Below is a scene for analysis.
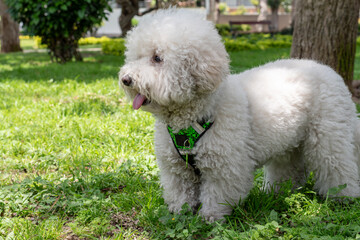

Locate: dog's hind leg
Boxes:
[304,118,360,198]
[264,147,306,192]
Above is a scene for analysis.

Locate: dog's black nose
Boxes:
[122,75,133,86]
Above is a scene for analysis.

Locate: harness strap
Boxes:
[167,120,214,176]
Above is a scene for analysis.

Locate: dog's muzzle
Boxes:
[120,75,151,110]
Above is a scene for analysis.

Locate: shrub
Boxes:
[34,36,112,49]
[218,2,229,14]
[34,36,46,49]
[224,38,258,52]
[216,24,251,37]
[6,0,112,63]
[223,34,293,52]
[78,36,111,45]
[101,39,126,56]
[99,35,291,56]
[19,35,32,40]
[231,5,247,15]
[131,18,139,27]
[216,24,231,37]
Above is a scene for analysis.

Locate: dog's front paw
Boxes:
[201,213,227,223]
[167,203,183,214]
[199,208,231,223]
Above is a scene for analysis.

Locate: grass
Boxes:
[1,46,360,239]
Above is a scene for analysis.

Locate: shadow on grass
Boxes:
[0,159,159,238]
[0,51,124,83]
[0,159,159,217]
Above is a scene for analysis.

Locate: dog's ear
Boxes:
[191,48,230,94]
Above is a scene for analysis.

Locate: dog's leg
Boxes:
[158,159,201,213]
[304,120,360,198]
[198,161,255,222]
[264,147,306,191]
[154,121,201,213]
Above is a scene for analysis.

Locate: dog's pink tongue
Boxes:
[133,93,147,110]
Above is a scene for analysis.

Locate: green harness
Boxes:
[167,120,214,176]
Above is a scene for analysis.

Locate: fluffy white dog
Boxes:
[119,9,360,221]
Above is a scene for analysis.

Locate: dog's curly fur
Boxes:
[119,8,360,221]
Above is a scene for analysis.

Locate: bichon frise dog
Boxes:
[119,8,360,221]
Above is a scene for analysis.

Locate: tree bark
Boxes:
[267,0,280,31]
[206,0,217,23]
[256,0,268,31]
[269,6,279,31]
[291,0,360,94]
[0,0,22,53]
[117,0,139,37]
[290,0,296,27]
[117,0,180,37]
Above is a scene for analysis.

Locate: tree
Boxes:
[116,0,178,37]
[117,0,139,37]
[267,0,282,31]
[0,0,21,53]
[206,0,218,23]
[6,0,111,63]
[290,0,360,94]
[290,0,296,27]
[256,0,268,32]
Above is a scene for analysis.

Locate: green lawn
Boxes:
[1,48,360,239]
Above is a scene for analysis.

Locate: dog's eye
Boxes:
[153,55,162,63]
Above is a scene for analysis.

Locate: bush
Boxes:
[223,34,292,52]
[224,39,258,52]
[131,18,139,27]
[216,24,231,37]
[216,24,251,37]
[19,35,32,40]
[7,0,112,63]
[34,36,46,49]
[101,39,126,56]
[78,36,111,45]
[218,2,229,14]
[99,35,292,56]
[33,36,112,49]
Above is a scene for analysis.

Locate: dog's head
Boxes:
[119,8,229,112]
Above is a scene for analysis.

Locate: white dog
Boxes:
[119,9,360,221]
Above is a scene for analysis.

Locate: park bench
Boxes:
[229,20,273,37]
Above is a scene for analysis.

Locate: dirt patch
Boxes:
[61,225,82,240]
[110,208,144,233]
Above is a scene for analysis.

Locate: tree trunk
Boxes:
[46,35,82,63]
[117,0,139,37]
[269,6,279,31]
[291,0,360,95]
[290,0,296,27]
[116,0,178,36]
[0,0,22,53]
[256,0,268,32]
[206,0,217,23]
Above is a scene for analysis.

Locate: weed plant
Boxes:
[1,48,360,239]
